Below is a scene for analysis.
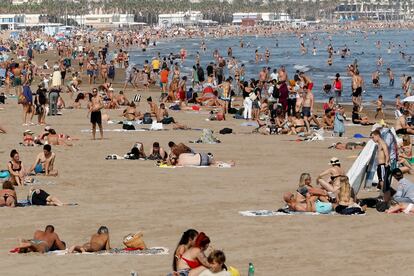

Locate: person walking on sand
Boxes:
[89,88,103,140]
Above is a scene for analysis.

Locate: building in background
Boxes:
[158,11,203,27]
[69,14,135,28]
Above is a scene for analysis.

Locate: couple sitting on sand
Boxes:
[283,158,365,215]
[169,230,235,276]
[7,146,57,186]
[13,225,110,254]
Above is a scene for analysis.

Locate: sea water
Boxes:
[130,29,414,103]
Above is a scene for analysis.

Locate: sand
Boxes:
[1,49,414,276]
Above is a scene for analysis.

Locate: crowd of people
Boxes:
[2,20,414,275]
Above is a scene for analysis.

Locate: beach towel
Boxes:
[44,247,169,256]
[157,163,232,169]
[24,178,56,186]
[240,122,259,127]
[81,129,147,133]
[14,199,78,207]
[190,128,221,144]
[239,209,365,216]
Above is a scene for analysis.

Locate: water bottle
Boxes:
[248,262,255,276]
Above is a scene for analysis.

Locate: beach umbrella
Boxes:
[402,96,414,102]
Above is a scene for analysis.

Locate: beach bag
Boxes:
[17,93,27,104]
[249,92,257,101]
[133,94,141,102]
[123,123,135,130]
[143,113,153,124]
[219,128,233,134]
[123,232,147,249]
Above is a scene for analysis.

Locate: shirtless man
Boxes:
[352,70,364,110]
[69,226,110,253]
[395,110,414,135]
[372,70,380,88]
[301,86,314,133]
[29,144,58,176]
[89,88,104,140]
[371,130,391,202]
[170,152,235,168]
[16,225,66,253]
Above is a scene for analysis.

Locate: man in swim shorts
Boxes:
[29,144,58,176]
[16,225,66,253]
[89,88,104,140]
[371,130,391,202]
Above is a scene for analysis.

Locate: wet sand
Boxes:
[1,47,414,276]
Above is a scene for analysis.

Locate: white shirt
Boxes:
[199,269,230,276]
[270,72,278,81]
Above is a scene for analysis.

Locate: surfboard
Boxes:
[347,140,377,195]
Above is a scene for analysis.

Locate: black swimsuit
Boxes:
[9,161,21,172]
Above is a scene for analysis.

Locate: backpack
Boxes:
[143,113,153,124]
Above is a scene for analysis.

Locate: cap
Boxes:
[44,125,51,131]
[24,129,34,135]
[330,157,340,165]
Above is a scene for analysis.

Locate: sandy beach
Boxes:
[1,35,414,276]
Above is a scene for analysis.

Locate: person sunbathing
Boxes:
[351,106,373,125]
[283,192,333,214]
[334,176,365,214]
[317,157,345,196]
[170,153,235,168]
[125,142,146,160]
[176,232,212,276]
[46,129,73,146]
[0,181,17,207]
[169,141,194,157]
[69,226,110,253]
[7,149,26,186]
[296,173,330,201]
[16,225,66,253]
[148,142,167,161]
[28,144,58,176]
[123,102,143,121]
[116,91,129,106]
[291,112,306,134]
[156,103,187,129]
[329,141,366,150]
[23,130,35,146]
[172,229,199,272]
[28,188,64,206]
[322,109,334,130]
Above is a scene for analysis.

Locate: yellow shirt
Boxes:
[152,59,160,70]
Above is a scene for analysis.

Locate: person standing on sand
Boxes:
[69,226,110,253]
[89,88,103,140]
[371,130,391,203]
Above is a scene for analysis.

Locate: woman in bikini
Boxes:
[0,181,17,207]
[317,157,345,198]
[176,232,211,276]
[172,229,199,273]
[7,149,26,186]
[122,102,143,121]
